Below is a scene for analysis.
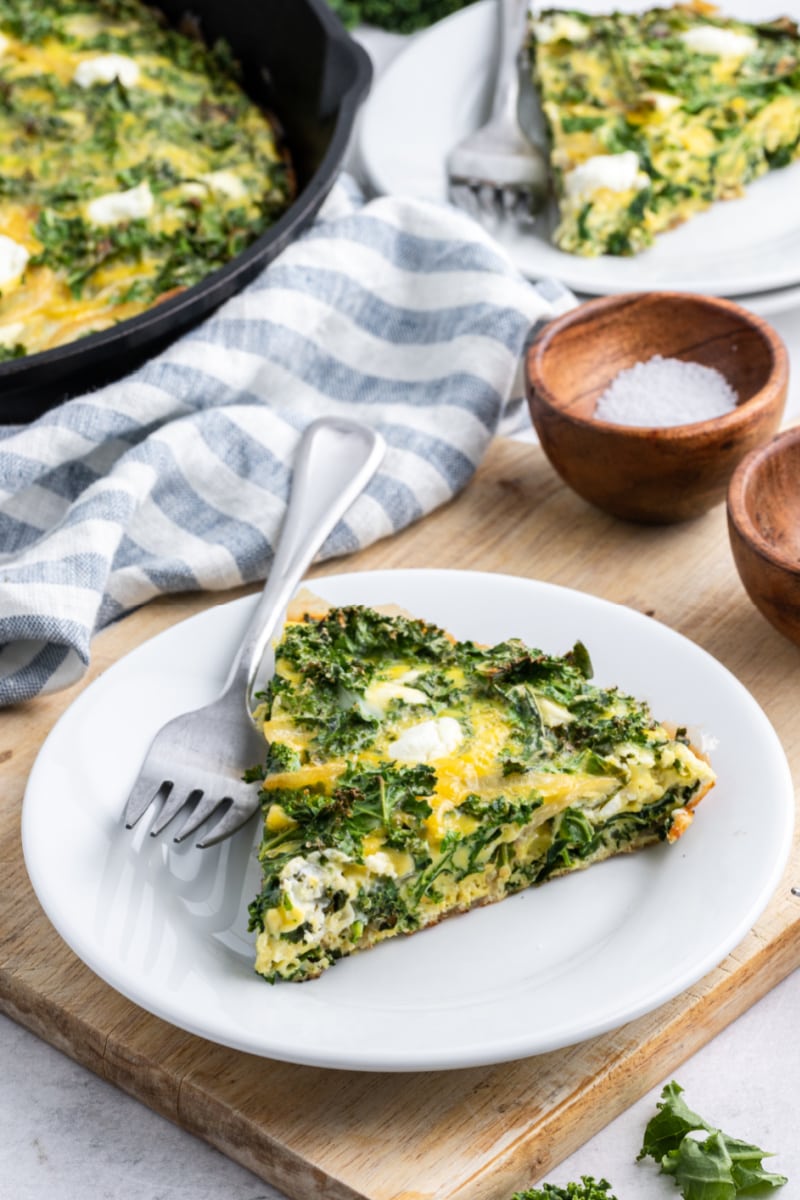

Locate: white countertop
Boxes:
[4,23,800,1200]
[3,973,798,1198]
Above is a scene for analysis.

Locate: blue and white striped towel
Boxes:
[0,181,573,706]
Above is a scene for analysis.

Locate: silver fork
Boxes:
[123,416,386,848]
[446,0,549,228]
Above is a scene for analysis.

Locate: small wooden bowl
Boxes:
[525,292,788,523]
[727,425,800,647]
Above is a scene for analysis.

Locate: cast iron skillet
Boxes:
[0,0,371,423]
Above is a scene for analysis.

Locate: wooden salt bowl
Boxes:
[525,292,788,523]
[728,424,800,647]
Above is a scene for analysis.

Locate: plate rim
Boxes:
[21,567,795,1070]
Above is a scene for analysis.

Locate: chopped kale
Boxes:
[356,877,418,932]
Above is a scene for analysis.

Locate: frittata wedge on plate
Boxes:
[247,594,715,983]
[528,3,800,255]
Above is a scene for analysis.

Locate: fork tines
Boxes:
[449,180,540,227]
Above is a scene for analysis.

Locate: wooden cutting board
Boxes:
[2,437,799,1200]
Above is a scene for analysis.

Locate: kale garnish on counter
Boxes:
[639,1081,788,1199]
[509,1081,788,1200]
[513,1179,617,1200]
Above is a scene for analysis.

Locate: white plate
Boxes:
[359,0,800,300]
[573,281,800,317]
[733,281,800,317]
[22,570,793,1071]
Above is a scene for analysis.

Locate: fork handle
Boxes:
[491,0,530,122]
[224,417,386,717]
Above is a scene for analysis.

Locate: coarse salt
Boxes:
[593,355,738,427]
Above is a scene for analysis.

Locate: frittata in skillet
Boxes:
[247,598,715,982]
[0,0,294,359]
[529,3,800,256]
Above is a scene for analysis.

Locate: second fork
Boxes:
[447,0,549,228]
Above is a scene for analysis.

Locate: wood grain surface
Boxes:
[2,437,799,1200]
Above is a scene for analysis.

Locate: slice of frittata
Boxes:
[529,3,800,256]
[247,598,715,982]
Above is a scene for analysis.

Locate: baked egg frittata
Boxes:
[0,0,294,359]
[529,3,800,256]
[248,600,715,982]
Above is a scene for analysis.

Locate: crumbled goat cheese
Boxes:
[87,181,154,226]
[363,851,399,878]
[531,12,590,44]
[645,91,682,115]
[0,235,29,288]
[73,53,141,88]
[279,851,356,947]
[181,170,248,201]
[0,320,25,345]
[564,152,649,203]
[387,717,464,763]
[680,25,757,58]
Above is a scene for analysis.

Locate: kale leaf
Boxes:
[356,876,417,932]
[639,1082,788,1199]
[264,742,302,776]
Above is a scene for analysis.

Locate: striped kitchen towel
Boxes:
[0,181,574,706]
